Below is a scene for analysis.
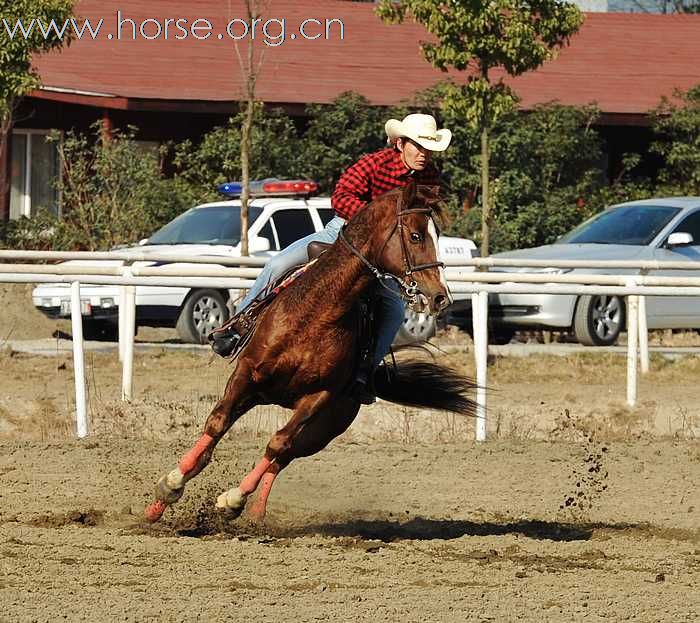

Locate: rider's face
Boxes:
[398,138,432,171]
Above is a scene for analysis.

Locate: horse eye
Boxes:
[410,232,423,243]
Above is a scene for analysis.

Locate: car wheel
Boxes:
[573,294,625,346]
[176,289,230,344]
[82,319,118,342]
[394,308,437,345]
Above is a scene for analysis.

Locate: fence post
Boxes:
[118,285,127,363]
[626,294,639,407]
[121,279,136,401]
[638,294,649,374]
[70,281,89,438]
[472,290,488,442]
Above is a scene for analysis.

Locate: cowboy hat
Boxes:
[385,113,452,152]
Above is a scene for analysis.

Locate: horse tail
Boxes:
[373,359,478,417]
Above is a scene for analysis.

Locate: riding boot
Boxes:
[208,327,241,357]
[208,310,255,358]
[352,365,377,405]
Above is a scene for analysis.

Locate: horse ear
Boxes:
[401,179,417,206]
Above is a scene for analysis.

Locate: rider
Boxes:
[211,113,452,401]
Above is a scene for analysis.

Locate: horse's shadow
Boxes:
[296,516,640,543]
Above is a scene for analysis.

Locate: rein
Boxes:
[338,193,444,304]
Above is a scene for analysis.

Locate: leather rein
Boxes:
[338,194,444,305]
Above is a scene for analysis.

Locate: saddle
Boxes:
[208,243,377,382]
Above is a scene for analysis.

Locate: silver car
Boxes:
[489,197,700,345]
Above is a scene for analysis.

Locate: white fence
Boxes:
[4,250,700,441]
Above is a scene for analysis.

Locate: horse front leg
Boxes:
[144,368,256,522]
[215,390,332,520]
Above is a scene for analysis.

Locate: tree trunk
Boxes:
[480,124,490,258]
[239,1,260,258]
[0,111,12,221]
[240,93,253,257]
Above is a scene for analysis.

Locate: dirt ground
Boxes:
[0,284,698,622]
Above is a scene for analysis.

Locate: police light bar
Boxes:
[217,178,319,198]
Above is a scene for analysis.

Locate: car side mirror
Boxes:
[250,236,271,253]
[667,232,694,247]
[138,238,149,246]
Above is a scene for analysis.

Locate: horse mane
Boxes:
[270,182,444,309]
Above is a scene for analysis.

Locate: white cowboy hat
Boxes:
[385,113,452,152]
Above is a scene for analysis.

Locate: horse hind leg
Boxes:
[215,390,331,520]
[144,369,256,523]
[215,457,284,520]
[244,396,361,523]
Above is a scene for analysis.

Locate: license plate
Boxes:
[60,300,92,316]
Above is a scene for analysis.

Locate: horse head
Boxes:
[375,180,452,315]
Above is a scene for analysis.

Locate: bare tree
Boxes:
[624,0,700,12]
[231,0,268,256]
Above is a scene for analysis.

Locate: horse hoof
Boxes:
[215,488,247,519]
[216,504,245,520]
[144,500,167,523]
[156,474,184,505]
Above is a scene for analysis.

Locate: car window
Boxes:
[148,206,262,245]
[317,208,335,227]
[271,209,315,249]
[671,211,700,244]
[256,219,277,250]
[558,205,681,246]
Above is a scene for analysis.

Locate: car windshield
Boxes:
[147,206,262,245]
[557,205,681,246]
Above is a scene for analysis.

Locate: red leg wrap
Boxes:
[178,434,214,476]
[249,464,280,521]
[144,499,167,523]
[239,457,272,495]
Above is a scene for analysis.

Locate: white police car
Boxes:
[32,179,477,343]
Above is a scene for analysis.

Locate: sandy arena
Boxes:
[0,285,698,622]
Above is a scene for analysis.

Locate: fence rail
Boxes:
[3,250,700,441]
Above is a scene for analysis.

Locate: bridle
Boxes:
[338,192,444,304]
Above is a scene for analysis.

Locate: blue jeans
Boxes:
[238,216,405,367]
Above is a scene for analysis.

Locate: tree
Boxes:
[172,107,301,200]
[619,1,700,13]
[376,0,583,256]
[651,84,700,194]
[0,0,74,216]
[233,0,269,256]
[2,123,189,251]
[301,92,394,193]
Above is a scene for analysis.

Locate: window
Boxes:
[148,206,263,245]
[672,211,700,245]
[558,205,681,246]
[317,208,335,226]
[270,209,315,249]
[256,219,277,250]
[10,131,59,219]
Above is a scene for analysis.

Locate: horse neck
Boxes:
[315,201,395,321]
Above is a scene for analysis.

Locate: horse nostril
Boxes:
[434,294,448,310]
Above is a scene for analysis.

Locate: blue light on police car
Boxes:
[217,182,243,197]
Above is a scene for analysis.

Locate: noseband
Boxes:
[338,193,444,304]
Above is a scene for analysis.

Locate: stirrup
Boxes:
[209,328,241,357]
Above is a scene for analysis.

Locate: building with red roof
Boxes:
[4,0,700,220]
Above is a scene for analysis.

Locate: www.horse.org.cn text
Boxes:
[2,12,346,47]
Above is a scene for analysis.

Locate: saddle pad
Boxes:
[270,258,319,296]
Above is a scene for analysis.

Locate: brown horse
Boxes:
[144,181,476,523]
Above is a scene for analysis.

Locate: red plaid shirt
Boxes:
[331,148,441,220]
